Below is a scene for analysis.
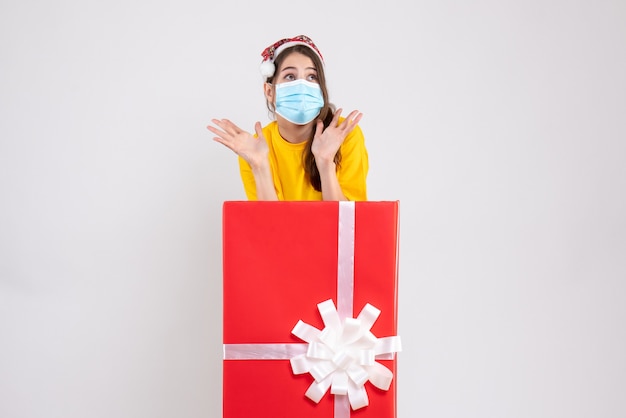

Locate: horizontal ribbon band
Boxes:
[223,343,307,360]
[223,343,396,361]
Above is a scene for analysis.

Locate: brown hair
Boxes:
[265,45,341,192]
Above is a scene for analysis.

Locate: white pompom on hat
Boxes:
[259,35,324,79]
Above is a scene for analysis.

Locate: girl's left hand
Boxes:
[311,108,362,167]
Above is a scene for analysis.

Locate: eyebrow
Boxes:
[280,66,317,73]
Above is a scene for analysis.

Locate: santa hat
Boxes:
[259,35,324,79]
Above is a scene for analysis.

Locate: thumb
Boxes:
[254,121,264,139]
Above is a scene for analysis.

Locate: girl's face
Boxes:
[275,52,318,84]
[264,52,319,106]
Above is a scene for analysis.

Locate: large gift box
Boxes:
[222,201,401,417]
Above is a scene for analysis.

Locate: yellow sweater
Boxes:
[238,120,368,201]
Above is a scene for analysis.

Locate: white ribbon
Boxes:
[223,201,401,416]
[290,299,402,411]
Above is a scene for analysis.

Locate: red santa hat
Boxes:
[259,35,324,79]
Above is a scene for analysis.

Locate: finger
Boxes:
[207,124,228,138]
[223,120,242,135]
[210,119,229,134]
[338,113,362,137]
[214,118,240,136]
[212,135,234,150]
[344,110,361,124]
[350,111,363,126]
[210,118,227,128]
[314,119,324,138]
[223,118,242,132]
[341,110,363,131]
[331,108,343,126]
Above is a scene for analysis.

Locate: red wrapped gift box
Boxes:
[222,201,400,418]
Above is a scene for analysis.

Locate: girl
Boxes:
[208,35,368,201]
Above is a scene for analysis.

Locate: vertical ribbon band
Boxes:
[335,201,357,418]
[337,201,355,319]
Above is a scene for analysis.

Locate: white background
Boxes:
[1,0,625,417]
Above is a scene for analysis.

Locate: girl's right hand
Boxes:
[207,119,268,169]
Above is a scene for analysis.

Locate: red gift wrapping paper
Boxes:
[222,201,400,418]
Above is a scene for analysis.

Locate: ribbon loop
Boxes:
[375,336,403,355]
[331,372,349,395]
[365,362,394,390]
[292,320,321,343]
[318,299,342,330]
[306,376,332,403]
[357,303,381,330]
[347,381,369,410]
[340,318,363,345]
[308,341,333,360]
[290,354,310,374]
[347,364,369,386]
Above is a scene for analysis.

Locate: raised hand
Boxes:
[311,109,363,166]
[207,119,268,169]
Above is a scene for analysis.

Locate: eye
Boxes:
[306,74,318,82]
[284,74,296,81]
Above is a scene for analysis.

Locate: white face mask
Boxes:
[274,79,324,125]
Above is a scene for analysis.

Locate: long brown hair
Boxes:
[265,45,341,192]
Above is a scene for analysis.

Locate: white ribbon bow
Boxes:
[289,299,402,410]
